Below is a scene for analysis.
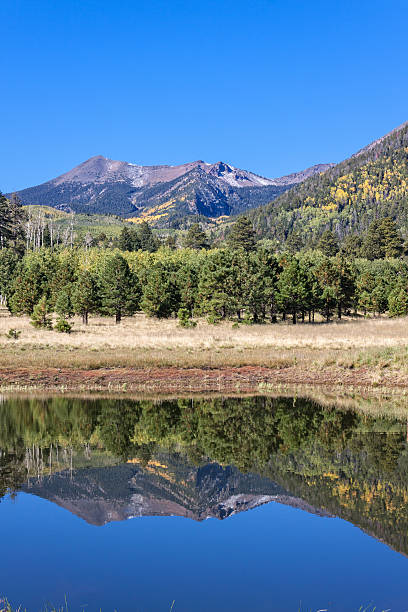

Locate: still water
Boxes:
[1,395,408,611]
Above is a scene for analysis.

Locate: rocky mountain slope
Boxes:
[11,157,333,227]
[22,452,328,526]
[249,120,408,246]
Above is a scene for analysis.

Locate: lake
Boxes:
[1,395,408,611]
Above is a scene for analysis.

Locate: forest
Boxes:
[1,188,408,331]
[1,395,408,554]
[249,121,408,248]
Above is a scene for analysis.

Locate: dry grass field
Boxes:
[0,309,408,374]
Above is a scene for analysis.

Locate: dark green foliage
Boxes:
[137,222,160,252]
[54,290,73,319]
[6,329,21,339]
[71,270,99,325]
[178,308,196,328]
[99,254,140,323]
[0,192,26,254]
[227,216,256,252]
[388,281,408,316]
[0,249,19,301]
[30,296,52,329]
[318,230,339,256]
[361,217,403,260]
[4,235,408,327]
[9,250,57,314]
[197,250,245,321]
[118,226,141,251]
[54,318,72,333]
[249,122,408,247]
[276,257,309,324]
[340,234,363,258]
[141,261,180,318]
[183,223,209,250]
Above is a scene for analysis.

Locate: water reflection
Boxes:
[1,395,408,553]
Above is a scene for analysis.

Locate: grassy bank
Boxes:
[1,311,408,392]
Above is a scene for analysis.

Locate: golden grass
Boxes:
[0,309,408,372]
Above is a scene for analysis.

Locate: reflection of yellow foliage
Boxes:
[323,472,339,480]
[127,458,167,469]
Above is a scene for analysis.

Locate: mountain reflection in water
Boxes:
[1,395,408,554]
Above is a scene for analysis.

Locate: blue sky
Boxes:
[1,0,408,192]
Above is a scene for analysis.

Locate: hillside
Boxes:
[10,157,332,227]
[249,121,408,247]
[24,204,129,241]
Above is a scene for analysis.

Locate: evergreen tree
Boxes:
[362,218,403,260]
[276,257,309,324]
[0,192,26,254]
[141,261,180,318]
[243,249,280,322]
[285,233,304,254]
[54,290,73,333]
[177,261,199,315]
[99,254,140,323]
[54,289,73,319]
[164,235,177,250]
[30,296,52,329]
[340,234,363,258]
[197,250,243,321]
[71,270,99,325]
[43,224,51,248]
[119,226,141,251]
[8,250,57,315]
[388,282,408,316]
[137,222,159,252]
[227,216,256,252]
[317,230,339,257]
[0,249,19,303]
[380,217,403,258]
[183,223,209,250]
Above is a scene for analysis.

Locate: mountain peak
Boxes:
[12,155,332,225]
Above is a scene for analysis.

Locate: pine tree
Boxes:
[317,230,339,257]
[362,218,403,260]
[380,217,403,258]
[55,290,73,319]
[71,270,99,325]
[30,296,52,329]
[137,222,159,252]
[99,254,140,323]
[141,261,180,318]
[276,257,309,324]
[361,220,384,260]
[183,223,209,250]
[119,226,141,251]
[388,282,408,316]
[340,234,363,258]
[227,217,256,252]
[0,192,26,254]
[197,250,245,321]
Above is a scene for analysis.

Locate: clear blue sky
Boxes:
[1,0,408,192]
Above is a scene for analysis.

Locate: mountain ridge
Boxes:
[9,157,333,226]
[248,119,408,246]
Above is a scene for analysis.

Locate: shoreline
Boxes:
[2,364,408,395]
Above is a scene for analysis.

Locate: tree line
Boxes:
[1,191,408,328]
[2,239,408,331]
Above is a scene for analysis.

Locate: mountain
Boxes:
[21,452,329,526]
[10,157,333,227]
[249,120,408,246]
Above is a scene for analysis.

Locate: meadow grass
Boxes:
[0,310,408,375]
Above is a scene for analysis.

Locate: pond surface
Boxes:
[1,395,408,611]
